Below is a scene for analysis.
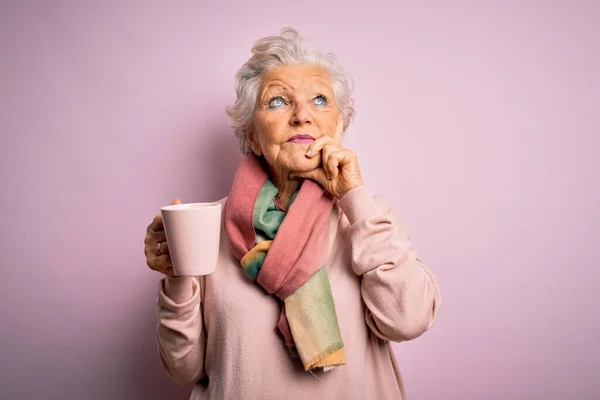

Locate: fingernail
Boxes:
[306,150,313,156]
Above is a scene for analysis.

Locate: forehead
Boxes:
[261,64,332,91]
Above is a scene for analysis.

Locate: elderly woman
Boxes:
[144,28,441,399]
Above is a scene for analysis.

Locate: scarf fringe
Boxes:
[306,343,345,371]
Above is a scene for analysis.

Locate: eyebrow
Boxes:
[262,82,291,95]
[259,76,334,105]
[263,82,331,95]
[259,86,290,106]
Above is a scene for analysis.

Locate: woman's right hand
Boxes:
[144,198,181,277]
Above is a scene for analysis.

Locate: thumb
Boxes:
[171,198,182,205]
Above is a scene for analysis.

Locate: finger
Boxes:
[144,228,166,246]
[144,239,167,260]
[326,152,341,180]
[162,266,176,278]
[322,144,341,179]
[289,167,328,186]
[146,253,172,272]
[158,240,170,256]
[306,135,335,158]
[331,149,357,179]
[156,255,173,274]
[335,149,356,169]
[149,198,180,232]
[149,213,163,232]
[144,241,159,258]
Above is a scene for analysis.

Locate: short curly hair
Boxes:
[225,27,355,154]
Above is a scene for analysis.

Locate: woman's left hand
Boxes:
[289,126,364,199]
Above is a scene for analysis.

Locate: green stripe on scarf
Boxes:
[226,153,345,372]
[239,178,345,370]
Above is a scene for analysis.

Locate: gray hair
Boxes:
[225,27,355,155]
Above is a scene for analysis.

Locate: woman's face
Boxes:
[249,63,342,175]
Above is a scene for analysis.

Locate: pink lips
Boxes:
[287,134,315,144]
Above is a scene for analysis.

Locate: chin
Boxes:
[289,152,320,172]
[266,148,321,173]
[269,151,319,173]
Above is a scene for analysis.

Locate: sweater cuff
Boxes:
[164,276,197,304]
[338,185,380,225]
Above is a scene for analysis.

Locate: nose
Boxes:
[289,102,313,126]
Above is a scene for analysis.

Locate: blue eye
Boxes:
[268,96,286,109]
[314,95,328,107]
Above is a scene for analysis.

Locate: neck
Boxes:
[264,161,301,211]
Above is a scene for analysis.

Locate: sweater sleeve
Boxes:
[338,186,441,342]
[156,275,207,386]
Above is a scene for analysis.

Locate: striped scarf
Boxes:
[224,153,346,372]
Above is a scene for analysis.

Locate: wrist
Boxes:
[338,185,379,224]
[164,276,197,303]
[339,181,364,199]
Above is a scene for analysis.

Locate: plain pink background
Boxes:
[1,1,599,399]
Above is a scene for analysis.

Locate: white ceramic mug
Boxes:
[161,202,222,276]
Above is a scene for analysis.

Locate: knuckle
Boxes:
[146,256,156,269]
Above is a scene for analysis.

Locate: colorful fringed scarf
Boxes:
[224,153,346,372]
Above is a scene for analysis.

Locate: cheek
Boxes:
[320,113,342,141]
[259,122,307,154]
[260,125,279,148]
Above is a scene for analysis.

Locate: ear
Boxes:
[246,126,262,156]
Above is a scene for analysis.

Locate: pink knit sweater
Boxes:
[156,186,441,399]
